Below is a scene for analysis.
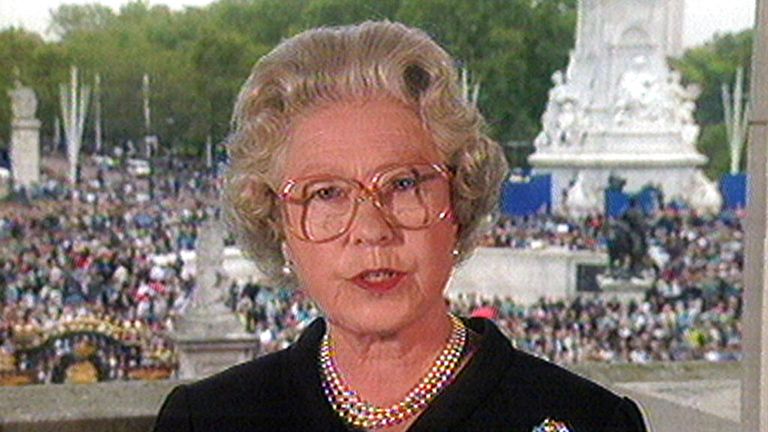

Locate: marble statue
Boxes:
[534,71,588,149]
[8,80,37,120]
[564,172,602,218]
[688,171,723,214]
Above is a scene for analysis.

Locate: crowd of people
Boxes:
[483,209,744,303]
[226,281,320,355]
[221,278,742,366]
[450,291,741,364]
[0,155,216,384]
[481,213,606,250]
[0,156,746,385]
[473,208,744,363]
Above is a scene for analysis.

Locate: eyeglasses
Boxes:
[277,163,453,243]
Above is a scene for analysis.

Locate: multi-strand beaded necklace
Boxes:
[319,315,467,430]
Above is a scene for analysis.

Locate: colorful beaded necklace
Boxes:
[319,315,467,430]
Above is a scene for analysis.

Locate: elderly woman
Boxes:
[153,21,647,432]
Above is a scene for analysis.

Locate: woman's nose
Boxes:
[348,199,395,246]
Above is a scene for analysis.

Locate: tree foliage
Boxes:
[672,30,753,126]
[0,0,750,175]
[47,3,116,39]
[672,29,753,177]
[0,0,577,155]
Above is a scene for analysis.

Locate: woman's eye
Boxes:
[392,177,418,191]
[310,186,345,201]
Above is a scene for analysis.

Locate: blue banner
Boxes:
[605,190,630,218]
[720,173,748,210]
[500,174,551,216]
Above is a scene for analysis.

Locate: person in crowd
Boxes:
[0,157,216,382]
[153,21,647,432]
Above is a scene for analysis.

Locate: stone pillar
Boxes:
[742,1,768,430]
[8,81,41,187]
[171,217,257,379]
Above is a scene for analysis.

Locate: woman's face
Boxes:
[280,96,458,336]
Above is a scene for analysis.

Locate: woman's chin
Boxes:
[328,308,421,337]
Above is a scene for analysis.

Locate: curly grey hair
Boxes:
[223,21,508,289]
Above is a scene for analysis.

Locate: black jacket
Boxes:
[153,317,648,431]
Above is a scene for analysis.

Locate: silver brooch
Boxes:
[532,418,572,432]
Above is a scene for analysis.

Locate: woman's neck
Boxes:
[326,303,454,406]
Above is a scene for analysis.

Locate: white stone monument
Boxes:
[529,0,721,214]
[8,80,41,187]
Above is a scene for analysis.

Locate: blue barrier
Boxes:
[720,173,747,210]
[605,190,630,218]
[500,174,551,216]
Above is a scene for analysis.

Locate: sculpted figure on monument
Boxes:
[534,71,587,149]
[8,80,37,120]
[534,72,563,148]
[614,57,663,125]
[664,71,702,147]
[556,101,587,146]
[687,171,723,214]
[666,70,702,127]
[615,61,704,129]
[550,70,566,99]
[681,123,700,148]
[565,172,601,218]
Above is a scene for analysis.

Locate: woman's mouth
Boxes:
[351,269,406,294]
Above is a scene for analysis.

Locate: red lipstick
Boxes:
[351,269,406,294]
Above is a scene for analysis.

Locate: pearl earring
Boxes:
[282,261,293,275]
[281,242,294,275]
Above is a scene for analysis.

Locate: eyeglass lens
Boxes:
[284,165,450,241]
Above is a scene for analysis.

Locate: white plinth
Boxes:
[10,118,41,187]
[171,305,258,380]
[447,247,607,304]
[172,333,258,380]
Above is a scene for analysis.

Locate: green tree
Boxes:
[52,2,206,152]
[26,43,69,147]
[696,123,744,179]
[672,30,753,126]
[398,0,532,143]
[191,30,269,144]
[47,3,116,39]
[302,0,400,27]
[1,0,580,159]
[396,0,576,145]
[210,0,308,46]
[672,30,753,178]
